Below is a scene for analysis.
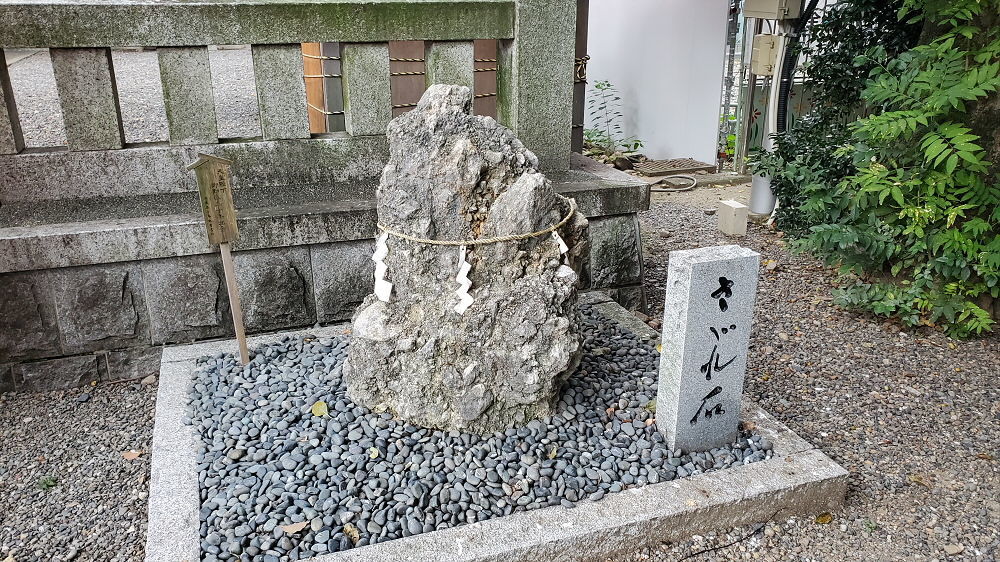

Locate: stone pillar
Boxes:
[497,0,575,171]
[0,49,24,154]
[656,245,760,452]
[50,48,125,151]
[424,41,475,90]
[341,42,391,136]
[251,44,311,140]
[158,46,218,145]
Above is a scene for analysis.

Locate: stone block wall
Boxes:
[0,171,647,394]
[585,214,646,311]
[0,219,644,393]
[0,241,375,393]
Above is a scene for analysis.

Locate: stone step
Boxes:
[1,170,648,274]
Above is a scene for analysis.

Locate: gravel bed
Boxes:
[0,380,157,561]
[187,306,771,560]
[631,197,1000,561]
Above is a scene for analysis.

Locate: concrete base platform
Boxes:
[145,298,847,562]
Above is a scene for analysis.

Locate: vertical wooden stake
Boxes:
[219,242,249,364]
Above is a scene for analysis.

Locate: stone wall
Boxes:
[0,201,644,393]
[0,241,374,393]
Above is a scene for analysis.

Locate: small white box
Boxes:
[750,34,778,76]
[744,0,802,20]
[718,200,749,236]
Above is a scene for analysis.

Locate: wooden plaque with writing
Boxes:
[187,154,239,245]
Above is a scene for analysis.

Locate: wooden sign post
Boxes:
[185,153,250,364]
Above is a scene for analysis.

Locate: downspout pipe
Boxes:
[749,0,820,216]
[776,0,820,134]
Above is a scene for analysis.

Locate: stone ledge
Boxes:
[0,200,378,274]
[146,301,847,562]
[0,1,516,49]
[2,175,646,274]
[0,136,388,203]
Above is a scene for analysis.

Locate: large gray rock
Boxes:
[344,85,588,434]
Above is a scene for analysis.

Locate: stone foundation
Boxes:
[1,158,647,393]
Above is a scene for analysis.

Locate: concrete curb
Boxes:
[145,303,847,562]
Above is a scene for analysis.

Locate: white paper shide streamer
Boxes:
[552,231,568,255]
[454,244,474,314]
[372,232,393,302]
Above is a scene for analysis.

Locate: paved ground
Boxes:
[628,185,1000,561]
[0,381,156,562]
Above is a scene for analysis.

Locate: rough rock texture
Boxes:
[344,84,588,434]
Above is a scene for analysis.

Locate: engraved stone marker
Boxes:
[656,245,760,452]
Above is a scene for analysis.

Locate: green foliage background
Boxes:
[752,0,1000,337]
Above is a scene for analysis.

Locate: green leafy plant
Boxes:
[584,80,644,158]
[795,0,1000,336]
[37,476,58,491]
[749,0,922,234]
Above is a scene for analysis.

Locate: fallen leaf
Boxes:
[280,521,309,534]
[976,453,994,461]
[343,523,360,544]
[815,512,833,524]
[547,446,558,460]
[369,447,380,459]
[908,473,932,488]
[655,343,662,353]
[311,401,329,417]
[763,258,779,271]
[122,450,143,460]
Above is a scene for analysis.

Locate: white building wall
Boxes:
[585,0,729,164]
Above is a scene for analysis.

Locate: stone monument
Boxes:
[344,84,589,434]
[656,245,760,452]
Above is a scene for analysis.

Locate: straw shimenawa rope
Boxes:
[376,198,577,247]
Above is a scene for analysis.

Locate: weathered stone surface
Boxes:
[587,214,642,289]
[656,245,760,452]
[606,285,647,313]
[312,240,375,323]
[0,1,515,49]
[158,46,218,145]
[49,48,125,151]
[251,44,311,141]
[425,40,474,89]
[0,49,24,155]
[341,42,391,137]
[0,271,61,361]
[104,346,163,382]
[0,363,13,393]
[0,199,379,274]
[52,263,149,354]
[15,354,102,391]
[234,247,315,332]
[142,256,230,344]
[0,135,388,203]
[497,0,575,170]
[344,85,588,434]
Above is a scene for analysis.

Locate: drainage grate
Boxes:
[633,158,716,176]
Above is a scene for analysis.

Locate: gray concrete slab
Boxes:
[146,299,847,562]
